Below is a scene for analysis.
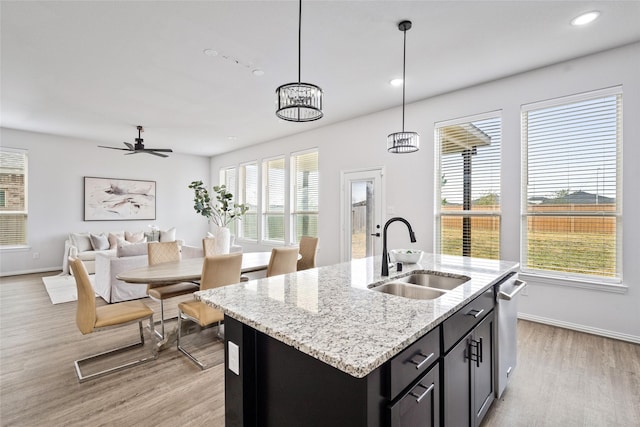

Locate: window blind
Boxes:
[521,87,622,281]
[239,162,258,240]
[435,114,501,259]
[263,158,285,242]
[220,167,238,235]
[0,149,28,246]
[291,150,318,242]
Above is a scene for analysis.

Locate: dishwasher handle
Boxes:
[498,279,527,301]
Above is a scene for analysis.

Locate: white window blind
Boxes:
[263,157,285,242]
[291,150,318,242]
[239,162,258,240]
[0,149,28,246]
[220,166,238,235]
[435,113,501,259]
[521,87,622,281]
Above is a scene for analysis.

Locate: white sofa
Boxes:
[62,228,180,275]
[94,243,203,303]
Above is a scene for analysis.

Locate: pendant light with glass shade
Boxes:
[387,20,419,153]
[276,0,323,122]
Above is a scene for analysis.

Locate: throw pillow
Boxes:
[108,231,125,249]
[89,233,110,251]
[159,227,176,242]
[144,231,160,242]
[70,233,93,253]
[117,241,149,258]
[125,231,145,243]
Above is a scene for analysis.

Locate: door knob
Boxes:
[370,233,380,237]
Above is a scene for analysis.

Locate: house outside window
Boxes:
[0,149,28,247]
[521,87,622,282]
[238,162,258,241]
[262,157,286,242]
[220,166,238,236]
[435,113,502,260]
[291,150,318,243]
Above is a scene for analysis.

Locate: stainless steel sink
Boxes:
[371,282,448,300]
[368,271,471,300]
[393,271,470,290]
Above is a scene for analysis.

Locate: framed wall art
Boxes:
[84,177,156,221]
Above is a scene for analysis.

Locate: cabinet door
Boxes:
[389,363,440,427]
[472,311,495,427]
[443,333,471,427]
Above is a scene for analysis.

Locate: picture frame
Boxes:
[84,176,156,221]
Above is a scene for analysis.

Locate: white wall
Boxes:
[210,43,640,341]
[0,128,211,275]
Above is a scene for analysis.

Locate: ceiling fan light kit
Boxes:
[275,0,324,122]
[98,125,173,158]
[387,20,419,154]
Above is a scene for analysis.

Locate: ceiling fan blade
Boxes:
[98,145,131,151]
[124,142,134,150]
[124,151,141,155]
[146,151,169,158]
[143,148,173,153]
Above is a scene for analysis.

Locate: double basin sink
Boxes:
[368,270,471,300]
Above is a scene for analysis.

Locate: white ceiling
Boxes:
[2,1,639,157]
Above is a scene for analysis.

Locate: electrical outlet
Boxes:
[32,252,40,259]
[228,341,240,375]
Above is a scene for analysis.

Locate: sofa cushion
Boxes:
[159,227,176,242]
[108,231,125,249]
[89,233,110,251]
[117,241,148,258]
[125,230,145,243]
[70,232,93,253]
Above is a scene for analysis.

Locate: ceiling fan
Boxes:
[99,125,173,157]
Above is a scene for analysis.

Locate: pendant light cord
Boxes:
[298,0,302,84]
[401,27,407,132]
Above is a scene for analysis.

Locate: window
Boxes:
[435,113,501,259]
[0,149,28,247]
[262,157,286,242]
[238,162,258,241]
[220,166,238,236]
[291,150,318,243]
[521,87,622,281]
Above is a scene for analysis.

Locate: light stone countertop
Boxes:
[196,253,519,378]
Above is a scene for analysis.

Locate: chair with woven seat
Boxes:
[297,236,319,271]
[177,252,243,369]
[147,241,200,340]
[69,257,157,383]
[266,246,299,277]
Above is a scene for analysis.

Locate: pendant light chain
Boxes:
[401,26,407,133]
[298,0,302,84]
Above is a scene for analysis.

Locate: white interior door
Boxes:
[340,168,384,262]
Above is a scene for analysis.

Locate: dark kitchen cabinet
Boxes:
[388,362,439,427]
[443,310,495,427]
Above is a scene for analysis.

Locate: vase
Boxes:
[213,226,231,254]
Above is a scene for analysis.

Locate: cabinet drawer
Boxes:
[388,362,440,427]
[387,326,440,400]
[443,288,495,353]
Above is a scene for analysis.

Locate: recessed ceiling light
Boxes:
[571,11,600,26]
[203,48,218,56]
[390,78,403,87]
[227,136,237,141]
[252,69,265,77]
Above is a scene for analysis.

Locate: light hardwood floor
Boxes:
[1,272,639,427]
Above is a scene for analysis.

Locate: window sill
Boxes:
[0,245,31,252]
[519,271,628,294]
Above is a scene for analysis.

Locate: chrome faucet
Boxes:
[381,217,417,276]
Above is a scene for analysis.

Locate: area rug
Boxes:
[42,274,95,304]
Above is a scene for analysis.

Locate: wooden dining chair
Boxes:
[147,241,199,340]
[177,253,242,369]
[266,247,299,277]
[69,257,157,382]
[297,236,319,271]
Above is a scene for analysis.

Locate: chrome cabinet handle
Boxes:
[466,308,484,318]
[410,382,435,403]
[409,351,434,370]
[499,279,527,300]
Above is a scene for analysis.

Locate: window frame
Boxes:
[290,148,319,244]
[520,86,623,285]
[237,161,259,242]
[0,148,28,248]
[261,155,287,244]
[219,166,238,237]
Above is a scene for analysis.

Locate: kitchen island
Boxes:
[196,253,519,427]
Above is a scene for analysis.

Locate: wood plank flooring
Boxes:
[1,272,639,427]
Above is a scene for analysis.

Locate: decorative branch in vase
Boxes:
[188,181,249,254]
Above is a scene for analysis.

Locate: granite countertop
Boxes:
[196,253,519,378]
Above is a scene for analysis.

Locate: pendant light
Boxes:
[387,20,419,153]
[276,0,323,122]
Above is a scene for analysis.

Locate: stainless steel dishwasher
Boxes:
[494,272,527,398]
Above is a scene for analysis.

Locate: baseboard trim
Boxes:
[0,266,62,277]
[518,313,640,344]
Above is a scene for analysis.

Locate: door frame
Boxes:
[339,166,386,262]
